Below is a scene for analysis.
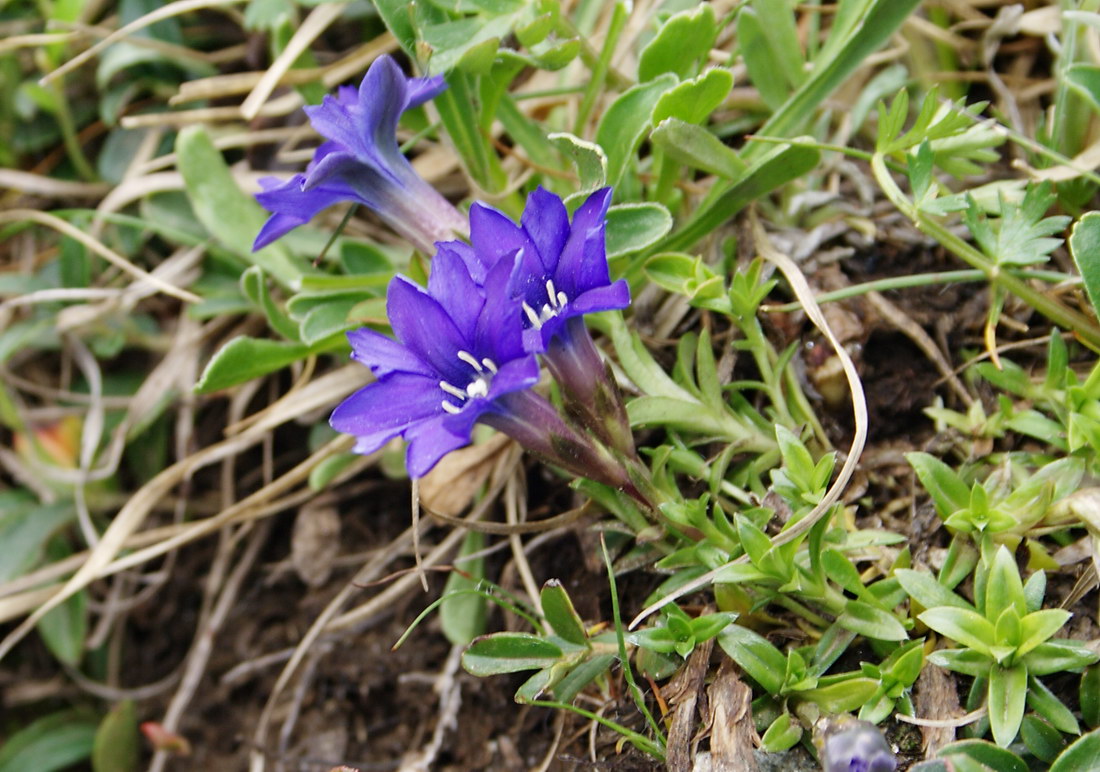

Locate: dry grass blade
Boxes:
[629,209,870,629]
[0,169,109,198]
[0,210,200,303]
[239,2,349,119]
[39,0,247,85]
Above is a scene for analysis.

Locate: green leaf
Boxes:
[1017,609,1072,658]
[1070,211,1100,318]
[928,648,992,678]
[462,633,564,676]
[738,8,790,110]
[1050,728,1100,772]
[652,68,734,125]
[837,599,908,642]
[988,662,1028,746]
[194,336,313,394]
[1024,640,1100,676]
[938,739,1028,772]
[1028,675,1080,735]
[0,711,97,772]
[0,494,74,584]
[919,608,995,656]
[983,545,1027,623]
[595,74,677,187]
[540,580,589,647]
[654,139,820,254]
[650,118,746,179]
[548,132,606,192]
[961,182,1071,267]
[821,549,865,597]
[760,712,802,752]
[906,452,970,518]
[1021,716,1066,763]
[552,652,616,704]
[755,0,923,146]
[176,126,303,289]
[717,624,786,695]
[91,701,138,772]
[1081,666,1100,728]
[36,540,86,667]
[441,532,487,646]
[240,267,300,342]
[797,676,880,712]
[605,203,672,258]
[637,4,717,82]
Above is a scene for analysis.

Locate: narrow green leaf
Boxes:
[1081,666,1100,728]
[595,74,677,187]
[540,580,589,647]
[1018,609,1072,657]
[738,8,790,110]
[176,126,302,289]
[717,624,786,695]
[988,663,1028,747]
[837,599,908,642]
[928,648,992,678]
[938,739,1028,772]
[462,633,564,676]
[441,532,487,646]
[760,712,802,752]
[1050,728,1100,772]
[919,608,995,656]
[1070,211,1100,318]
[984,545,1027,622]
[798,677,880,713]
[1025,640,1100,675]
[1021,716,1066,763]
[0,711,97,772]
[906,452,970,518]
[653,140,820,254]
[1028,675,1080,735]
[194,336,312,394]
[0,495,74,584]
[650,118,746,179]
[91,701,138,772]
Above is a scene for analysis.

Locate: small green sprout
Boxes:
[898,546,1099,746]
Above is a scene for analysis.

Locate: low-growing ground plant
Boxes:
[2,1,1100,771]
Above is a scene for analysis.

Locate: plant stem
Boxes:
[573,0,629,135]
[871,153,1100,349]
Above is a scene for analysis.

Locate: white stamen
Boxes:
[441,401,462,415]
[556,291,568,308]
[522,302,543,329]
[456,350,483,371]
[482,358,498,373]
[466,378,489,399]
[440,380,466,399]
[546,279,557,305]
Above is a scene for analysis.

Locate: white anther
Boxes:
[522,302,543,329]
[482,358,498,373]
[556,291,568,308]
[456,350,483,371]
[441,401,462,415]
[546,279,557,304]
[440,380,466,400]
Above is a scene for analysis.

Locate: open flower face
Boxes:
[330,251,539,477]
[253,55,467,253]
[459,187,631,352]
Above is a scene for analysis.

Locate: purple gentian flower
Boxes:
[818,718,897,772]
[463,187,629,352]
[451,187,635,454]
[330,249,637,488]
[253,55,468,254]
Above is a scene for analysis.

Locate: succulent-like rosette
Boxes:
[253,55,467,253]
